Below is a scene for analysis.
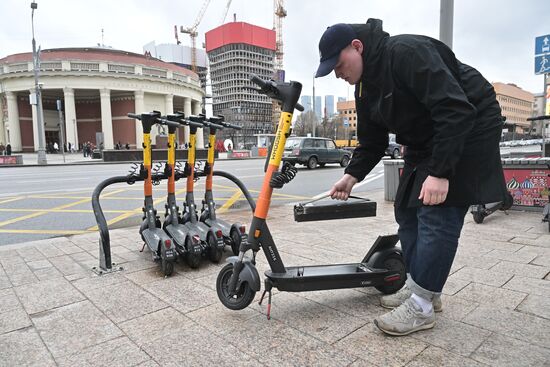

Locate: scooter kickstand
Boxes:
[139,243,146,252]
[258,280,273,320]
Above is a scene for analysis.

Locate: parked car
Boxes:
[385,134,402,159]
[282,137,351,169]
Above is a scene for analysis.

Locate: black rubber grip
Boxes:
[127,113,141,120]
[250,75,266,88]
[226,123,241,130]
[157,118,182,129]
[295,103,304,112]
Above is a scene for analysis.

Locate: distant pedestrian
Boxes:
[0,142,4,155]
[6,143,12,156]
[125,142,130,150]
[53,142,59,153]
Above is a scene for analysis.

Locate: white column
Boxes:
[192,99,204,148]
[6,92,21,152]
[164,94,174,115]
[134,90,145,149]
[100,89,114,149]
[30,89,40,151]
[0,95,5,146]
[183,97,192,145]
[63,88,78,150]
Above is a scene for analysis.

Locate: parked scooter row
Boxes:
[127,111,244,276]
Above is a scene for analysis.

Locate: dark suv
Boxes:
[385,134,402,159]
[282,137,351,169]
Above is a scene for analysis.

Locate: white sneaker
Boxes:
[380,286,442,312]
[374,297,435,336]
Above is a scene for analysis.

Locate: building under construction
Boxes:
[205,22,276,149]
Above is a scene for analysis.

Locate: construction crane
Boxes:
[272,0,287,127]
[220,0,233,24]
[273,0,286,78]
[180,0,211,73]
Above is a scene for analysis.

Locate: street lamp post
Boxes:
[439,0,454,49]
[31,1,47,165]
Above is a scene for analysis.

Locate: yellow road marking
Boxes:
[86,188,188,231]
[0,188,126,228]
[217,190,242,214]
[0,197,25,204]
[25,195,145,201]
[0,208,129,213]
[0,229,88,235]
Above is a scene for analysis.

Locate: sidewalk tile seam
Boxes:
[53,335,153,366]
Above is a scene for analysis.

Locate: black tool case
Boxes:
[293,196,377,222]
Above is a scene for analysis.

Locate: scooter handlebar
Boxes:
[155,117,183,129]
[249,75,304,112]
[224,122,242,130]
[180,119,204,128]
[127,113,141,120]
[180,114,205,128]
[208,116,241,130]
[201,120,224,130]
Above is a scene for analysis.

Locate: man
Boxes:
[316,19,507,336]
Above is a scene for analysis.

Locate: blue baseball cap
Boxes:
[315,23,357,78]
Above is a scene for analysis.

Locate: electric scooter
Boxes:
[200,115,247,255]
[216,76,406,319]
[471,191,514,224]
[180,114,225,266]
[161,113,204,268]
[127,111,178,276]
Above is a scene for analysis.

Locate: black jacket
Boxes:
[344,19,508,207]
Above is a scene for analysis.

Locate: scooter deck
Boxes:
[203,217,232,234]
[164,224,189,246]
[265,263,392,292]
[141,228,171,255]
[186,221,211,241]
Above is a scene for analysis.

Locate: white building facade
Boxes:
[0,48,205,152]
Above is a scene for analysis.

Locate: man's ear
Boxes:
[351,39,363,54]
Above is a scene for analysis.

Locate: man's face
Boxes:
[333,42,363,85]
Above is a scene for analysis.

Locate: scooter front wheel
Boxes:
[374,253,406,295]
[216,263,256,310]
[472,211,485,224]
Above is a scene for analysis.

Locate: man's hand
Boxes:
[419,175,449,205]
[329,174,358,201]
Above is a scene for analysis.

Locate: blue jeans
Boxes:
[395,205,469,300]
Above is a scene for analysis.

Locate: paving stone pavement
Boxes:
[1,189,549,366]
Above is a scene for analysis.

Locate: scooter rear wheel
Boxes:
[217,263,256,310]
[207,234,223,263]
[186,237,201,269]
[374,253,406,294]
[230,228,242,256]
[161,258,174,276]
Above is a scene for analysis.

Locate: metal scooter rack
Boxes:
[92,164,256,275]
[91,164,166,274]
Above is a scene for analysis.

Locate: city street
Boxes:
[0,159,385,246]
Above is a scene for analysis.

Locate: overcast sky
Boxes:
[1,0,549,103]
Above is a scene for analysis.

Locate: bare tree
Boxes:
[293,110,316,136]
